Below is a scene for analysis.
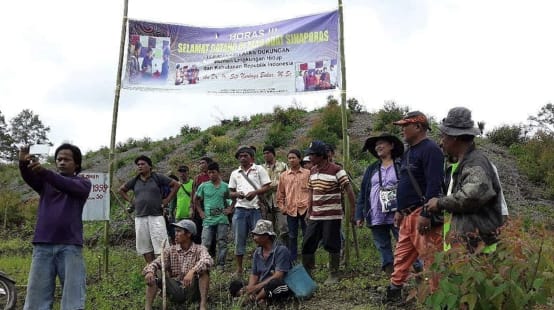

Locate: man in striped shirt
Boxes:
[301,140,356,284]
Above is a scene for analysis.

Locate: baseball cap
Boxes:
[171,219,197,236]
[393,111,430,130]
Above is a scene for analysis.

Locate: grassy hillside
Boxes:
[1,104,553,309]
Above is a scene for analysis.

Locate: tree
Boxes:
[347,97,363,113]
[9,109,51,148]
[528,103,554,133]
[372,101,409,135]
[0,111,14,160]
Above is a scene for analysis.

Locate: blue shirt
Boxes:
[396,138,444,213]
[251,243,292,282]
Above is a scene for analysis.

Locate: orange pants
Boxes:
[391,207,442,289]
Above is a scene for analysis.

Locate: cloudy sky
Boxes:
[1,0,553,153]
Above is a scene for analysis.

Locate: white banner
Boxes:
[81,172,110,221]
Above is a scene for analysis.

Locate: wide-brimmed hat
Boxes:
[251,220,276,236]
[363,133,404,159]
[171,219,197,236]
[393,111,431,130]
[439,107,481,136]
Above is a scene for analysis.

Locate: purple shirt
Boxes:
[20,162,91,246]
[369,164,397,226]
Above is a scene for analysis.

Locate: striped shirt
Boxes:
[308,162,350,220]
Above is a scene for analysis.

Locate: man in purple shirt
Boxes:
[19,143,92,310]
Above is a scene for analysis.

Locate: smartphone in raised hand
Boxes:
[29,144,51,156]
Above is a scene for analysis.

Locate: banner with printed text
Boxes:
[122,11,340,95]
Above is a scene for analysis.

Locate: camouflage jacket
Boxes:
[439,145,503,246]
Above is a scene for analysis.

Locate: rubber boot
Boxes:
[324,253,340,285]
[302,254,315,277]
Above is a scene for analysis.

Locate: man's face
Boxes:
[263,151,275,164]
[208,169,219,182]
[199,160,208,172]
[309,153,324,166]
[440,133,456,156]
[287,153,300,168]
[178,170,189,181]
[238,152,252,166]
[252,233,267,246]
[174,228,190,243]
[56,149,77,176]
[136,160,150,174]
[400,123,420,144]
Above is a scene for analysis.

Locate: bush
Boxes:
[138,137,153,150]
[511,131,554,197]
[487,124,524,147]
[180,124,201,136]
[416,219,554,309]
[347,98,363,113]
[265,123,293,148]
[372,101,408,135]
[0,190,25,229]
[207,135,235,154]
[210,125,227,137]
[308,100,344,143]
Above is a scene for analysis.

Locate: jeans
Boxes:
[232,207,261,256]
[287,214,306,261]
[201,224,229,267]
[24,244,86,310]
[370,224,399,270]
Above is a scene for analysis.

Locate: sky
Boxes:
[1,0,553,153]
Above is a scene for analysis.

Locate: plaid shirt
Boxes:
[143,243,213,279]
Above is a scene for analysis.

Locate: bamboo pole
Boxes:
[105,0,129,274]
[338,0,355,266]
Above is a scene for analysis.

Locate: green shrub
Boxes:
[0,190,24,229]
[372,101,408,135]
[180,124,201,136]
[210,125,227,137]
[511,131,554,197]
[417,219,554,309]
[347,98,363,113]
[207,135,235,154]
[487,124,524,147]
[265,123,293,148]
[308,101,344,144]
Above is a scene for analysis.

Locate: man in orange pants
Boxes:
[385,111,445,302]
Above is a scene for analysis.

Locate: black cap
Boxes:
[305,140,327,156]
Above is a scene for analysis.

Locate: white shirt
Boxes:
[228,164,271,209]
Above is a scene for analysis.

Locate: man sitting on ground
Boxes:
[143,220,213,310]
[229,220,292,305]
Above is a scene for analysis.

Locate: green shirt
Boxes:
[196,181,230,227]
[175,180,193,220]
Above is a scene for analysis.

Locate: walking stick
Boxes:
[351,220,360,260]
[160,238,168,310]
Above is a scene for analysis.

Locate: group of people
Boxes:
[296,65,337,92]
[18,106,506,309]
[128,42,171,84]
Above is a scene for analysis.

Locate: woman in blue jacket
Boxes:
[355,133,404,274]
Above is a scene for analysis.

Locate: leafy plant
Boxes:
[416,219,554,309]
[487,124,525,147]
[371,101,408,135]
